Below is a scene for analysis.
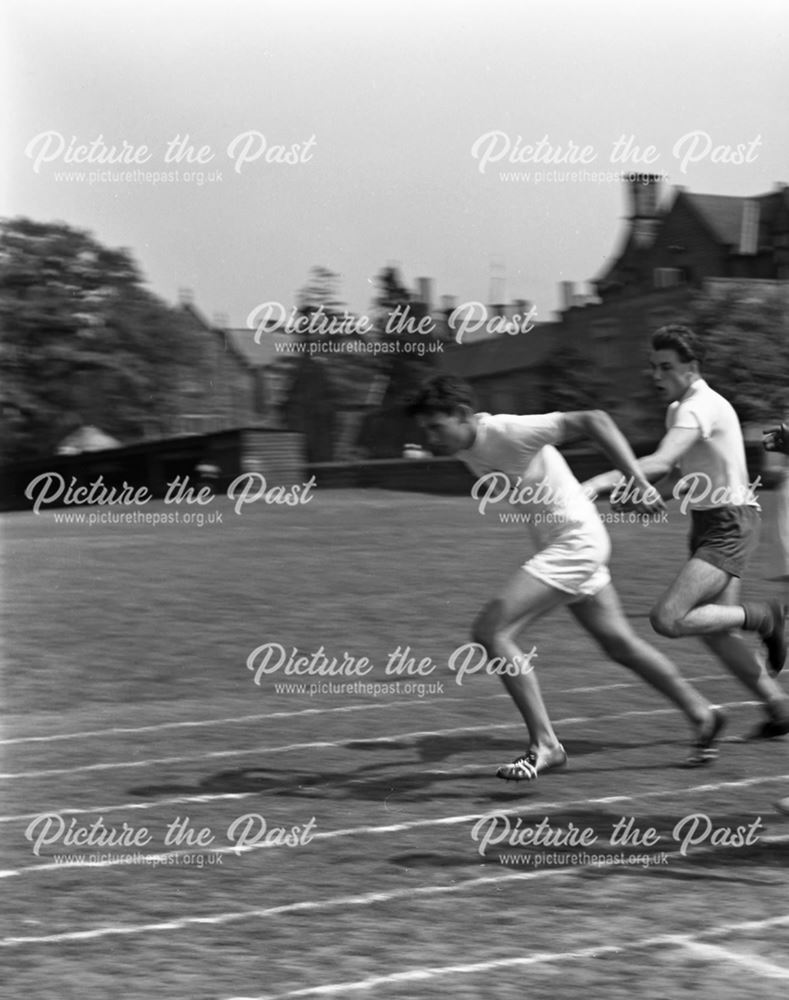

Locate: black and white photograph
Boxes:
[2,1,789,997]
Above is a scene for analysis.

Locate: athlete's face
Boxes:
[417,409,476,455]
[649,349,699,403]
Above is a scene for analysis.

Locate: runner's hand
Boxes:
[610,480,664,515]
[763,423,789,456]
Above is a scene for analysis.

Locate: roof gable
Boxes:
[682,192,750,246]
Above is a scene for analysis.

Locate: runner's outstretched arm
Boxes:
[562,410,663,509]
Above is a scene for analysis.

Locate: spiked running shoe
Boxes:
[685,707,727,767]
[496,744,568,782]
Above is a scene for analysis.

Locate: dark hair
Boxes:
[651,324,704,364]
[406,374,477,416]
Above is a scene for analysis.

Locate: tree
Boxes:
[536,343,608,413]
[354,266,444,458]
[373,265,441,403]
[296,265,346,318]
[281,266,385,460]
[0,217,197,462]
[690,282,789,423]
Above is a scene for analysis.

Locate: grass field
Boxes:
[2,488,789,999]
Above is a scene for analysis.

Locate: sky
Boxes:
[3,0,788,328]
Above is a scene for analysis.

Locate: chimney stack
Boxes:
[560,281,575,311]
[416,277,433,310]
[626,174,662,247]
[738,200,759,255]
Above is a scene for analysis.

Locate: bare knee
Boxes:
[472,602,502,651]
[650,604,684,638]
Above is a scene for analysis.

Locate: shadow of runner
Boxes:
[129,762,501,802]
[127,732,675,801]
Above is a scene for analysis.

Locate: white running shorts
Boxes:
[523,522,612,600]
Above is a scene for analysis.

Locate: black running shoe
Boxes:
[745,714,789,740]
[762,600,787,676]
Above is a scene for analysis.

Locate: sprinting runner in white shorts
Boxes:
[409,374,723,780]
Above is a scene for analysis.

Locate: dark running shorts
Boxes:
[688,505,761,578]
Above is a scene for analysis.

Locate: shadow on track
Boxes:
[128,732,673,804]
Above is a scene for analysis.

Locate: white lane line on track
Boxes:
[0,700,761,781]
[0,674,728,745]
[0,725,507,781]
[2,770,787,878]
[681,941,789,980]
[0,793,257,825]
[2,848,788,949]
[0,756,786,830]
[0,698,480,745]
[221,915,789,998]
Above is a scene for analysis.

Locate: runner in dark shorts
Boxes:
[586,326,789,746]
[689,505,761,578]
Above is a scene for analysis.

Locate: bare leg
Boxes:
[652,560,788,706]
[698,577,788,710]
[650,557,748,634]
[472,568,570,752]
[569,583,714,732]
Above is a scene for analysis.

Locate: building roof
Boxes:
[683,193,751,246]
[595,182,789,293]
[176,303,259,372]
[687,185,789,250]
[683,191,772,247]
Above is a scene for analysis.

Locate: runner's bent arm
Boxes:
[584,426,700,498]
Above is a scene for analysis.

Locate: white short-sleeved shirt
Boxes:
[456,412,602,544]
[666,379,758,510]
